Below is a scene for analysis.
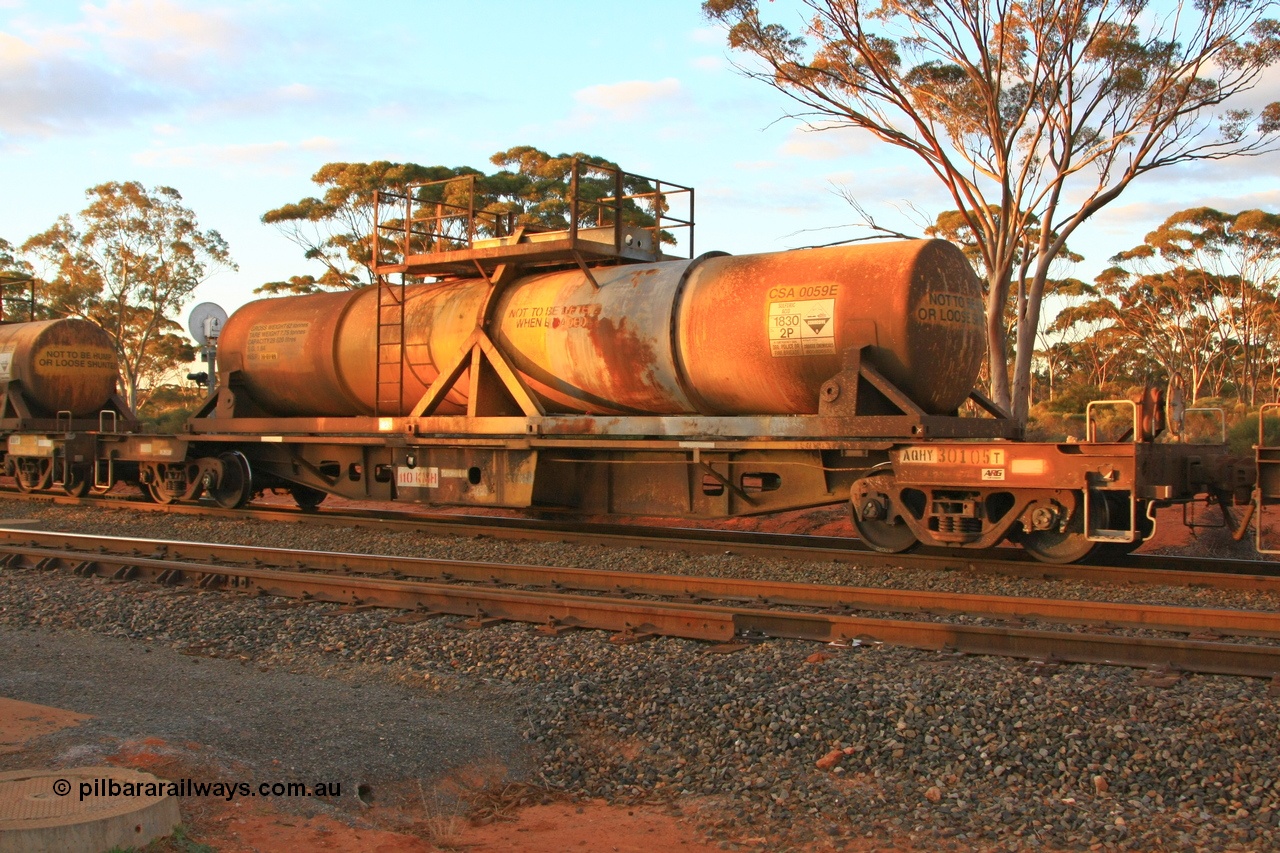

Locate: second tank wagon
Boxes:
[0,319,123,419]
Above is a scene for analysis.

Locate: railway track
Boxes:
[3,527,1279,679]
[1,489,1278,593]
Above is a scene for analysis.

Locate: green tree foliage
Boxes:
[1114,208,1280,403]
[704,0,1280,421]
[137,381,208,433]
[261,147,667,295]
[0,238,23,277]
[0,237,36,321]
[481,146,669,237]
[1047,208,1280,406]
[260,161,442,293]
[21,182,234,412]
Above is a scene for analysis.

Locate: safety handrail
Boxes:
[1085,400,1138,443]
[1259,403,1280,447]
[372,158,694,271]
[1182,408,1226,445]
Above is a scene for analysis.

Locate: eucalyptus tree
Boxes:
[22,182,233,412]
[704,0,1280,419]
[1112,208,1280,403]
[1087,265,1228,401]
[1044,297,1132,391]
[0,237,35,320]
[0,238,18,271]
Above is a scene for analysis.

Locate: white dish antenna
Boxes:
[188,303,228,346]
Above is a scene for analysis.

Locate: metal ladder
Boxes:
[374,276,406,417]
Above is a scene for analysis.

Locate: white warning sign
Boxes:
[768,298,836,357]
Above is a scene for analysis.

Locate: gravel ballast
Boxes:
[1,500,1278,851]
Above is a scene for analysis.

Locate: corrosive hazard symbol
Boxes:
[768,298,836,357]
[806,314,830,335]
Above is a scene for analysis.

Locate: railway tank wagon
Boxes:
[211,239,983,419]
[162,161,1244,563]
[187,236,1005,513]
[0,318,137,494]
[0,163,1261,565]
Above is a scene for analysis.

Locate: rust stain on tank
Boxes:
[585,316,666,411]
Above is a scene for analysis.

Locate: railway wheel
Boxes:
[1018,493,1097,564]
[147,482,180,504]
[14,458,52,493]
[852,513,919,553]
[1019,527,1096,564]
[851,478,918,554]
[289,484,327,511]
[62,464,91,498]
[208,452,253,509]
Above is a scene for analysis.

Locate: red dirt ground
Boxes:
[0,694,745,852]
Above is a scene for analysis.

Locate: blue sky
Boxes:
[3,0,1280,324]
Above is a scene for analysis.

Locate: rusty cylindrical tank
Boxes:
[215,239,985,418]
[213,284,482,417]
[0,319,120,417]
[675,240,984,414]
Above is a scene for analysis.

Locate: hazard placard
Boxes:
[768,298,836,357]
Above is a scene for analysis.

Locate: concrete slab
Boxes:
[0,766,179,853]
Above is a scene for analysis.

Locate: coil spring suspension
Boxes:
[936,516,982,534]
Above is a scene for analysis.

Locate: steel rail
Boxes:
[2,489,1279,591]
[2,530,1279,678]
[2,528,1279,639]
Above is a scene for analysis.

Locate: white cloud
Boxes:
[275,83,319,103]
[191,83,327,121]
[690,55,728,72]
[1097,187,1280,232]
[572,78,689,122]
[0,33,167,139]
[688,26,725,45]
[82,0,242,75]
[0,30,35,63]
[0,1,250,142]
[134,137,341,173]
[778,124,880,160]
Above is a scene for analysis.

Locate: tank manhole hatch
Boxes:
[0,766,180,853]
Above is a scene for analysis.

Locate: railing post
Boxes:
[372,190,381,272]
[467,174,476,246]
[614,166,624,254]
[402,192,411,261]
[569,159,579,244]
[689,187,695,258]
[652,179,663,256]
